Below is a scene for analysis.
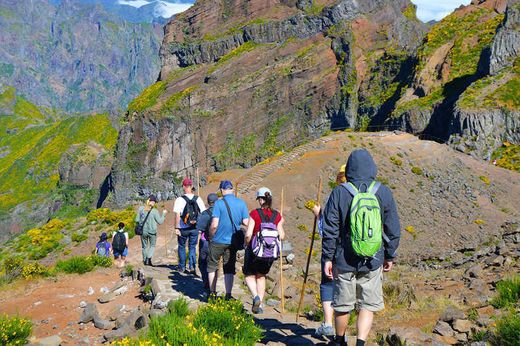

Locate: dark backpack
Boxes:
[199,208,213,239]
[112,232,126,253]
[181,195,200,226]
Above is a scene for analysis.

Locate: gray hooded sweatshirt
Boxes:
[321,149,401,273]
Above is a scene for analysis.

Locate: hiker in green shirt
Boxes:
[135,194,167,266]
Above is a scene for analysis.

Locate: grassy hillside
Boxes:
[0,87,118,232]
[393,6,505,118]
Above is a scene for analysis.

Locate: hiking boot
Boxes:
[147,258,153,267]
[330,335,347,346]
[188,269,197,276]
[315,322,334,337]
[252,295,261,314]
[224,293,235,301]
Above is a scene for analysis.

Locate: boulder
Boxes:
[98,291,117,303]
[433,320,454,337]
[452,319,473,333]
[93,317,114,330]
[286,253,295,265]
[440,306,465,322]
[30,335,62,346]
[108,305,126,321]
[103,325,133,343]
[79,303,100,323]
[386,326,433,346]
[465,264,483,279]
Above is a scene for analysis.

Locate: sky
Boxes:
[411,0,472,22]
[118,0,472,22]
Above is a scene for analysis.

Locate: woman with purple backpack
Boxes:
[244,187,285,314]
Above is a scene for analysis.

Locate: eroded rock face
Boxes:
[113,0,426,204]
[490,1,520,75]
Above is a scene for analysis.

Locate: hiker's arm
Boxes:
[322,188,341,263]
[277,216,285,240]
[245,217,255,245]
[154,209,165,225]
[210,217,219,237]
[381,186,401,263]
[175,212,181,235]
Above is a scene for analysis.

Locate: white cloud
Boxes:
[155,1,192,18]
[411,0,472,22]
[118,0,151,8]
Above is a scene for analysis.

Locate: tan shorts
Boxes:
[332,267,384,313]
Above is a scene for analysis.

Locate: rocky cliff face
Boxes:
[0,0,162,113]
[390,0,519,159]
[112,0,426,204]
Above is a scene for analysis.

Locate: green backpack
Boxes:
[341,181,383,257]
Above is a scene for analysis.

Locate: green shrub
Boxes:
[56,256,94,274]
[491,275,520,309]
[411,166,423,176]
[390,156,403,167]
[90,256,113,268]
[168,297,190,318]
[479,175,491,185]
[494,310,520,346]
[0,314,32,345]
[71,232,88,243]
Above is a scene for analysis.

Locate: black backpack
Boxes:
[112,232,126,252]
[181,195,200,226]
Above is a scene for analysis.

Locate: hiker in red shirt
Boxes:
[244,187,285,314]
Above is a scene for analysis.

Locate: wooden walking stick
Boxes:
[296,176,322,322]
[279,187,285,313]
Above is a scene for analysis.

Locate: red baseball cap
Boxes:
[182,178,193,187]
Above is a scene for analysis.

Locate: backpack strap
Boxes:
[257,208,278,223]
[369,181,381,195]
[222,198,238,232]
[181,195,190,204]
[341,182,358,196]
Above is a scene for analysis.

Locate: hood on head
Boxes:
[345,148,377,182]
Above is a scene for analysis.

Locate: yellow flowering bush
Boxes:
[87,207,137,237]
[0,314,32,345]
[304,200,317,210]
[113,298,263,345]
[15,219,66,260]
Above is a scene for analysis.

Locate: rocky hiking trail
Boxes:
[1,131,519,345]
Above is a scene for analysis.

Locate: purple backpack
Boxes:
[251,209,281,261]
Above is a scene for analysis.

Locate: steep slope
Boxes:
[0,87,117,241]
[0,0,162,113]
[112,0,427,204]
[391,0,519,159]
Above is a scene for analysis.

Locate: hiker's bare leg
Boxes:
[356,309,374,341]
[224,274,234,295]
[323,301,334,326]
[256,274,266,301]
[208,271,217,292]
[121,256,126,268]
[245,275,257,297]
[335,311,349,338]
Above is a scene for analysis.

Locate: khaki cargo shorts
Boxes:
[332,267,384,313]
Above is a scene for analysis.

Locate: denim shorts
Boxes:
[113,247,128,258]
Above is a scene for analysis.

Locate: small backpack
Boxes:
[251,209,281,261]
[181,196,200,226]
[96,241,110,257]
[341,181,383,257]
[112,231,126,253]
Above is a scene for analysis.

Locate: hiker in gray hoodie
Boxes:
[322,149,401,346]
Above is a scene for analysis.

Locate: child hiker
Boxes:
[95,232,112,257]
[112,222,129,268]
